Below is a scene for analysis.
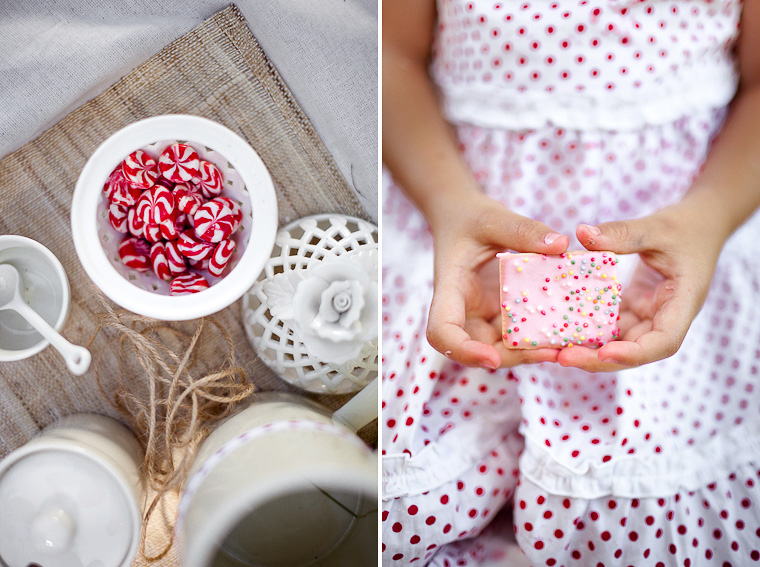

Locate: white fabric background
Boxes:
[0,0,378,220]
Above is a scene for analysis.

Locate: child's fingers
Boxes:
[464,317,501,345]
[557,345,629,373]
[595,332,676,367]
[577,218,655,254]
[498,345,561,367]
[427,279,501,368]
[486,209,570,255]
[597,291,693,366]
[560,286,692,371]
[467,317,560,367]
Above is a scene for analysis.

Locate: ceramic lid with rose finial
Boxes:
[0,441,140,567]
[242,214,378,394]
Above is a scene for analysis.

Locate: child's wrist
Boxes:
[420,182,486,232]
[674,184,737,244]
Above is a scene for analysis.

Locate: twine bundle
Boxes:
[88,295,255,561]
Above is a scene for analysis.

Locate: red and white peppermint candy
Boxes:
[158,143,200,184]
[170,273,210,295]
[165,241,187,277]
[108,203,129,233]
[175,213,188,231]
[208,239,236,277]
[196,161,224,198]
[127,207,145,238]
[173,184,204,216]
[135,186,175,225]
[150,242,172,281]
[144,223,163,243]
[216,197,242,225]
[177,230,215,261]
[152,176,174,190]
[193,198,236,243]
[188,257,209,271]
[104,167,142,207]
[122,150,158,189]
[118,237,151,272]
[159,211,181,240]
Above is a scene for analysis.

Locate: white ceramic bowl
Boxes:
[71,115,278,321]
[0,235,70,361]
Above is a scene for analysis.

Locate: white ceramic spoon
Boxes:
[0,264,90,375]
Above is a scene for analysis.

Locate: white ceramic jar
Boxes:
[0,414,144,567]
[177,391,377,567]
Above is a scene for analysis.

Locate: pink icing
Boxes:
[498,250,622,349]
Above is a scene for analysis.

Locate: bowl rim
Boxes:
[0,235,70,361]
[71,114,278,321]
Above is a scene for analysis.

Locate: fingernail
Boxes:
[483,360,498,370]
[581,224,602,236]
[544,232,562,245]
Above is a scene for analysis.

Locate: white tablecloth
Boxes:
[0,0,378,220]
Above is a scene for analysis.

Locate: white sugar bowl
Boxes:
[0,414,144,567]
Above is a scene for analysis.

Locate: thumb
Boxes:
[577,218,654,254]
[488,209,570,255]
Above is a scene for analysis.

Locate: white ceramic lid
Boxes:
[0,446,139,567]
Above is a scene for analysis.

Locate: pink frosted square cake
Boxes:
[497,251,622,349]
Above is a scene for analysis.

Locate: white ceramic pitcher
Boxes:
[177,379,378,567]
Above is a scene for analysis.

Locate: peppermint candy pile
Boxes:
[107,143,242,295]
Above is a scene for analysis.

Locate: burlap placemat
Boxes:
[0,5,376,565]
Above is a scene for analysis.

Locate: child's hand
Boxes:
[557,203,724,372]
[426,192,570,369]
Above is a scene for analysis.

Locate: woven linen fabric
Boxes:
[0,0,378,220]
[0,5,375,565]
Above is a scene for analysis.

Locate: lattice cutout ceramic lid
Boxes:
[242,214,378,394]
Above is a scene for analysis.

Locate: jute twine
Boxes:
[88,294,255,561]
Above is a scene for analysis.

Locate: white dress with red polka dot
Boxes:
[382,0,760,565]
